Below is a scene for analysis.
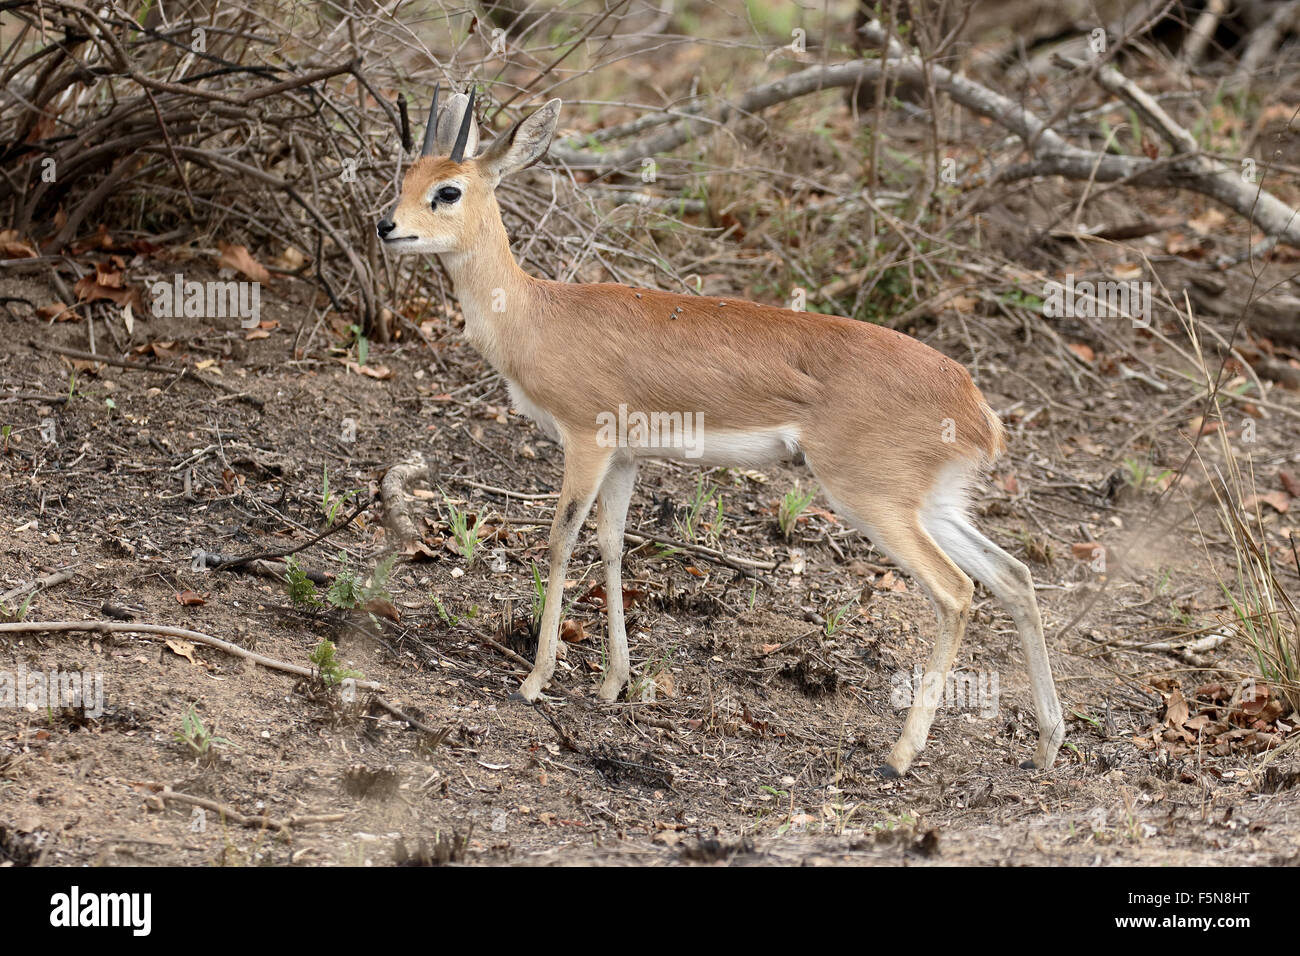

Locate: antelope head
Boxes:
[376,85,562,256]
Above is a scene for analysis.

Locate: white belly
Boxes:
[631,423,804,468]
[505,382,802,468]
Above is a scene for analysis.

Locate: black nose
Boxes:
[377,218,395,238]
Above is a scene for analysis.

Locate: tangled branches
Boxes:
[0,0,669,338]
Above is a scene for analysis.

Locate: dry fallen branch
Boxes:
[860,20,1300,248]
[0,567,76,608]
[147,788,345,831]
[550,18,1298,249]
[212,495,372,571]
[381,453,432,546]
[0,620,385,691]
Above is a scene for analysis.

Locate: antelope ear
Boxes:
[434,92,480,158]
[477,98,561,185]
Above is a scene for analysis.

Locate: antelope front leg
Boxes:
[595,456,638,701]
[517,443,610,702]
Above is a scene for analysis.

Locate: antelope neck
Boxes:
[436,205,540,380]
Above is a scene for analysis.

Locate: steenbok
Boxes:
[378,87,1064,775]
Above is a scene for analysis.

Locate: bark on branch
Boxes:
[549,18,1300,248]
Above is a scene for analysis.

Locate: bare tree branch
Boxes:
[549,18,1299,248]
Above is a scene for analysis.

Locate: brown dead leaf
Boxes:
[216,242,271,283]
[875,570,907,592]
[270,246,306,271]
[1165,687,1190,728]
[1071,541,1104,561]
[579,582,650,611]
[948,293,978,313]
[401,539,438,560]
[1066,343,1095,363]
[175,590,206,606]
[0,230,38,259]
[1279,469,1300,498]
[144,341,180,361]
[37,301,78,322]
[364,597,401,622]
[342,360,394,380]
[164,639,197,665]
[1165,232,1204,257]
[1244,491,1290,514]
[73,261,143,310]
[1189,208,1227,235]
[1194,682,1230,701]
[560,619,586,643]
[1238,683,1272,716]
[69,224,114,254]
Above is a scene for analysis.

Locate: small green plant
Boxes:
[778,483,817,540]
[675,476,723,546]
[824,600,857,637]
[348,323,369,366]
[327,561,364,610]
[432,594,458,626]
[0,590,34,623]
[526,560,575,635]
[998,286,1044,311]
[1121,455,1173,492]
[444,496,480,566]
[309,639,363,686]
[626,648,674,701]
[1070,710,1102,729]
[325,551,396,611]
[285,556,320,608]
[1,424,11,452]
[529,561,546,632]
[870,810,918,833]
[857,264,914,323]
[320,465,359,525]
[174,705,232,757]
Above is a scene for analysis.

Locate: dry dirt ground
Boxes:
[2,245,1299,867]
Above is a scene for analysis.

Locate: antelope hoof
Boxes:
[1021,751,1056,771]
[1022,738,1062,770]
[873,764,902,779]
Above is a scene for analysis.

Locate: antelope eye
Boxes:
[435,185,462,205]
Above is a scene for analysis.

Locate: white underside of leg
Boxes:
[919,461,1000,584]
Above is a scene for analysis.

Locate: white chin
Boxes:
[384,238,453,255]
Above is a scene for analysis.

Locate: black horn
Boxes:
[420,81,441,157]
[449,86,475,163]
